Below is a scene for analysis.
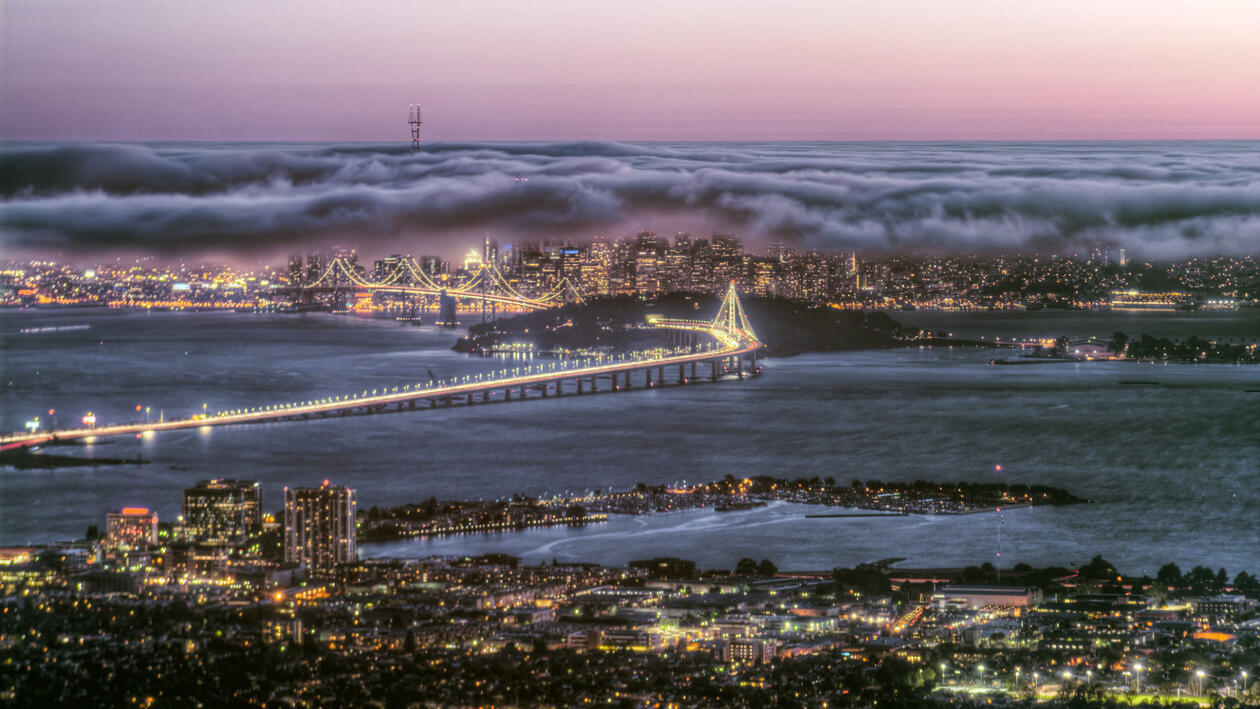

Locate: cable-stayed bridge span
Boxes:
[2,285,762,448]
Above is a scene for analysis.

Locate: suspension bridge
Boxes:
[282,255,585,312]
[1,285,763,448]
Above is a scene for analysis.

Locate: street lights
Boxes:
[1134,663,1144,693]
[1196,669,1206,696]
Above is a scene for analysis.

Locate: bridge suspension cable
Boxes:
[713,282,757,340]
[298,255,586,309]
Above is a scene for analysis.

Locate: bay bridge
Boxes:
[282,255,585,313]
[1,285,763,448]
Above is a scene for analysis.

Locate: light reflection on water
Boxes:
[2,308,1258,572]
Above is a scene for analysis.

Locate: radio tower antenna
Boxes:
[407,104,423,153]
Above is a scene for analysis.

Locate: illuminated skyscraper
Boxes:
[284,482,356,574]
[288,254,304,285]
[106,508,158,550]
[183,479,262,546]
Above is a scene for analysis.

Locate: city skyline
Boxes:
[3,3,1259,706]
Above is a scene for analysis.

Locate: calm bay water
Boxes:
[2,308,1258,574]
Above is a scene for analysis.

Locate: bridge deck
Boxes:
[2,320,760,448]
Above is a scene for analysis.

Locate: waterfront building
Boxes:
[182,479,262,546]
[284,481,357,575]
[106,507,158,550]
[933,585,1041,610]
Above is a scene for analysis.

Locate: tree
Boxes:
[1080,555,1117,579]
[1234,571,1260,595]
[1109,331,1129,354]
[735,558,757,576]
[1157,563,1183,587]
[84,525,100,541]
[1215,568,1229,588]
[757,559,778,577]
[1187,565,1216,590]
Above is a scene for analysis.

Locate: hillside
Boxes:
[453,294,908,357]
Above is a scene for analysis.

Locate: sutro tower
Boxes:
[407,104,423,153]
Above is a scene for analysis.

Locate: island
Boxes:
[359,475,1089,542]
[453,293,911,357]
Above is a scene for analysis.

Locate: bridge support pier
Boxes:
[690,361,697,381]
[737,356,744,379]
[577,378,584,394]
[710,359,720,381]
[483,391,489,403]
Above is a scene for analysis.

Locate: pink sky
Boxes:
[3,0,1259,141]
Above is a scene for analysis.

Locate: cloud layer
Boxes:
[2,141,1259,259]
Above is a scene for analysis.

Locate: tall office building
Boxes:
[305,250,325,286]
[183,479,262,546]
[712,235,744,288]
[288,254,305,285]
[372,254,405,281]
[284,482,357,574]
[106,508,158,550]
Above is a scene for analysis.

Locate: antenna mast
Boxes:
[407,104,423,153]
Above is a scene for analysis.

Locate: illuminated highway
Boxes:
[2,288,762,448]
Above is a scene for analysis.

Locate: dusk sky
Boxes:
[4,0,1260,141]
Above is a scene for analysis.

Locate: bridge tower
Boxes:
[408,104,423,153]
[712,281,757,339]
